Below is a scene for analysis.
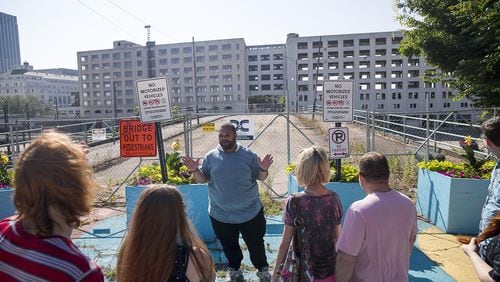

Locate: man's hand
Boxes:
[181,155,200,172]
[258,154,273,171]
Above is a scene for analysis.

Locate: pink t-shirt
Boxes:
[336,189,417,282]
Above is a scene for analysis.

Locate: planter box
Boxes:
[126,184,215,242]
[288,175,365,220]
[0,188,16,220]
[416,169,490,234]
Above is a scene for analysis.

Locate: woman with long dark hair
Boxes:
[117,184,215,281]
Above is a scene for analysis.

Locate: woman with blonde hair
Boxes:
[273,146,342,282]
[0,132,103,281]
[117,184,216,281]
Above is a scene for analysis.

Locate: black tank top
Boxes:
[168,244,190,281]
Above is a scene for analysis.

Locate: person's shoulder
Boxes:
[238,146,255,154]
[349,195,370,209]
[390,190,415,205]
[204,148,220,159]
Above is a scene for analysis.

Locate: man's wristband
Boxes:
[259,168,268,172]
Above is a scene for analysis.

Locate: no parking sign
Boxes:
[329,127,349,159]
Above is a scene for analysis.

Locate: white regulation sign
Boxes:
[136,77,172,122]
[229,119,255,140]
[328,127,349,159]
[323,80,354,122]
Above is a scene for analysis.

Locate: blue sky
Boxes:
[1,0,404,69]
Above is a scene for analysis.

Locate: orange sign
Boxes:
[120,120,157,157]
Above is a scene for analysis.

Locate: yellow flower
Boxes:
[170,140,181,151]
[464,136,473,146]
[0,154,8,165]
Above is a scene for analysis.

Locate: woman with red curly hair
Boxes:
[0,132,103,281]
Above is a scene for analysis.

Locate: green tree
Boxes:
[396,0,500,107]
[1,95,52,117]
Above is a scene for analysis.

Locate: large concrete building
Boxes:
[77,38,247,118]
[0,63,80,117]
[77,31,472,118]
[285,31,471,113]
[246,44,286,112]
[0,12,21,74]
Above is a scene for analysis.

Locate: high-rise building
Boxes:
[246,44,286,112]
[285,31,471,113]
[77,31,472,118]
[0,12,21,74]
[77,39,247,118]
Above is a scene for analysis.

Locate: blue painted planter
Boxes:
[416,169,489,234]
[288,175,365,220]
[125,184,216,242]
[126,185,227,264]
[0,188,16,220]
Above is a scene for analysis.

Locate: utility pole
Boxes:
[312,36,322,119]
[112,80,118,118]
[145,25,168,184]
[192,36,199,124]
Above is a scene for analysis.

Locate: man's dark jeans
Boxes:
[210,208,269,271]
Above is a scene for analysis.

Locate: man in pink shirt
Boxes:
[335,152,417,282]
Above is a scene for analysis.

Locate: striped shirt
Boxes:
[0,217,103,282]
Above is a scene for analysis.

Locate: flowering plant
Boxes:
[129,140,194,185]
[0,152,13,189]
[285,161,359,182]
[418,136,495,179]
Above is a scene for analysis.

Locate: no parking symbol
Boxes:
[328,127,349,159]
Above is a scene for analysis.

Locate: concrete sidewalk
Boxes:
[416,220,477,282]
[75,213,470,281]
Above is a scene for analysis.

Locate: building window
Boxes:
[359,38,370,46]
[343,39,354,47]
[327,40,338,48]
[273,54,283,60]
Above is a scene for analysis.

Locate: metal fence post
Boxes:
[371,110,376,151]
[425,111,430,162]
[183,115,191,157]
[403,116,407,144]
[365,111,370,153]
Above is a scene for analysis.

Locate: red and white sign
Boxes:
[323,80,354,122]
[120,120,157,157]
